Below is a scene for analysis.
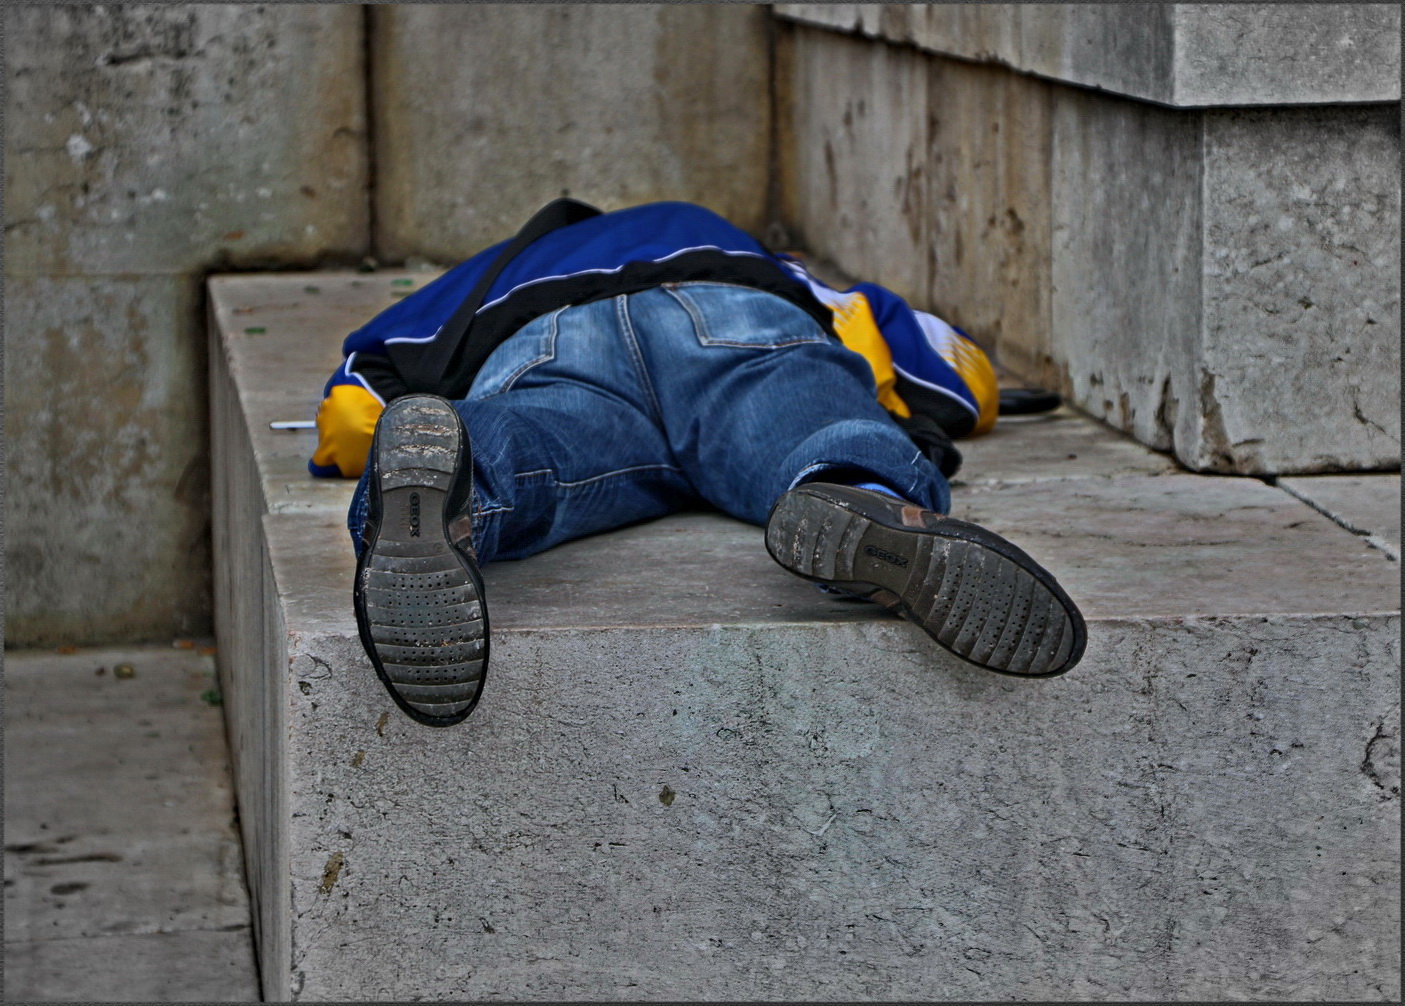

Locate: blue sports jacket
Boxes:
[312,200,997,478]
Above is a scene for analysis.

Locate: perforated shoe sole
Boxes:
[353,395,489,726]
[765,483,1085,677]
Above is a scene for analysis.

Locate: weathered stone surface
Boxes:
[212,274,1400,1001]
[5,930,260,1003]
[263,472,1399,638]
[208,270,451,995]
[1058,102,1402,472]
[3,4,370,647]
[1049,86,1204,456]
[1137,616,1399,1002]
[1279,474,1402,561]
[4,275,211,646]
[957,408,1180,485]
[779,3,1176,106]
[1171,4,1402,107]
[950,474,1399,619]
[4,4,368,275]
[781,25,1401,474]
[3,646,259,1003]
[372,5,773,263]
[777,28,932,306]
[210,332,290,997]
[250,479,1401,1001]
[921,63,1057,389]
[272,536,1400,1001]
[1195,106,1401,473]
[776,4,1401,106]
[779,28,1058,386]
[3,656,247,942]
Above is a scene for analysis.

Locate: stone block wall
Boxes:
[371,5,774,262]
[778,4,1400,107]
[4,4,773,647]
[4,4,370,646]
[775,4,1401,474]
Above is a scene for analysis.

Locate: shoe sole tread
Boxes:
[766,485,1084,677]
[354,395,489,727]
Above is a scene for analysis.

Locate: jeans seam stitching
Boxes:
[615,295,665,424]
[701,337,825,348]
[661,285,715,345]
[473,308,561,399]
[515,462,683,490]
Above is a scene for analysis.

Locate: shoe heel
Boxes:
[377,397,462,492]
[765,490,871,582]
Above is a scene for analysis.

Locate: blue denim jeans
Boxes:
[348,283,950,563]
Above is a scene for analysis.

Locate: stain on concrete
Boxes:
[318,852,345,895]
[33,853,123,866]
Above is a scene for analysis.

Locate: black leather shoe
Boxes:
[354,394,489,726]
[765,483,1085,677]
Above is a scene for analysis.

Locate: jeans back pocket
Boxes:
[663,283,830,350]
[466,307,562,400]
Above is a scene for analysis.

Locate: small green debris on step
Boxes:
[391,278,415,287]
[200,689,223,706]
[244,327,267,336]
[659,785,676,807]
[114,663,136,680]
[304,285,321,294]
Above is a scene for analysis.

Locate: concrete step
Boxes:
[210,272,1400,1001]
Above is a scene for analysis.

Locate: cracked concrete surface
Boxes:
[1361,707,1402,800]
[1278,474,1402,561]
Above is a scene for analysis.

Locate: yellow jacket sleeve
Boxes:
[310,383,384,478]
